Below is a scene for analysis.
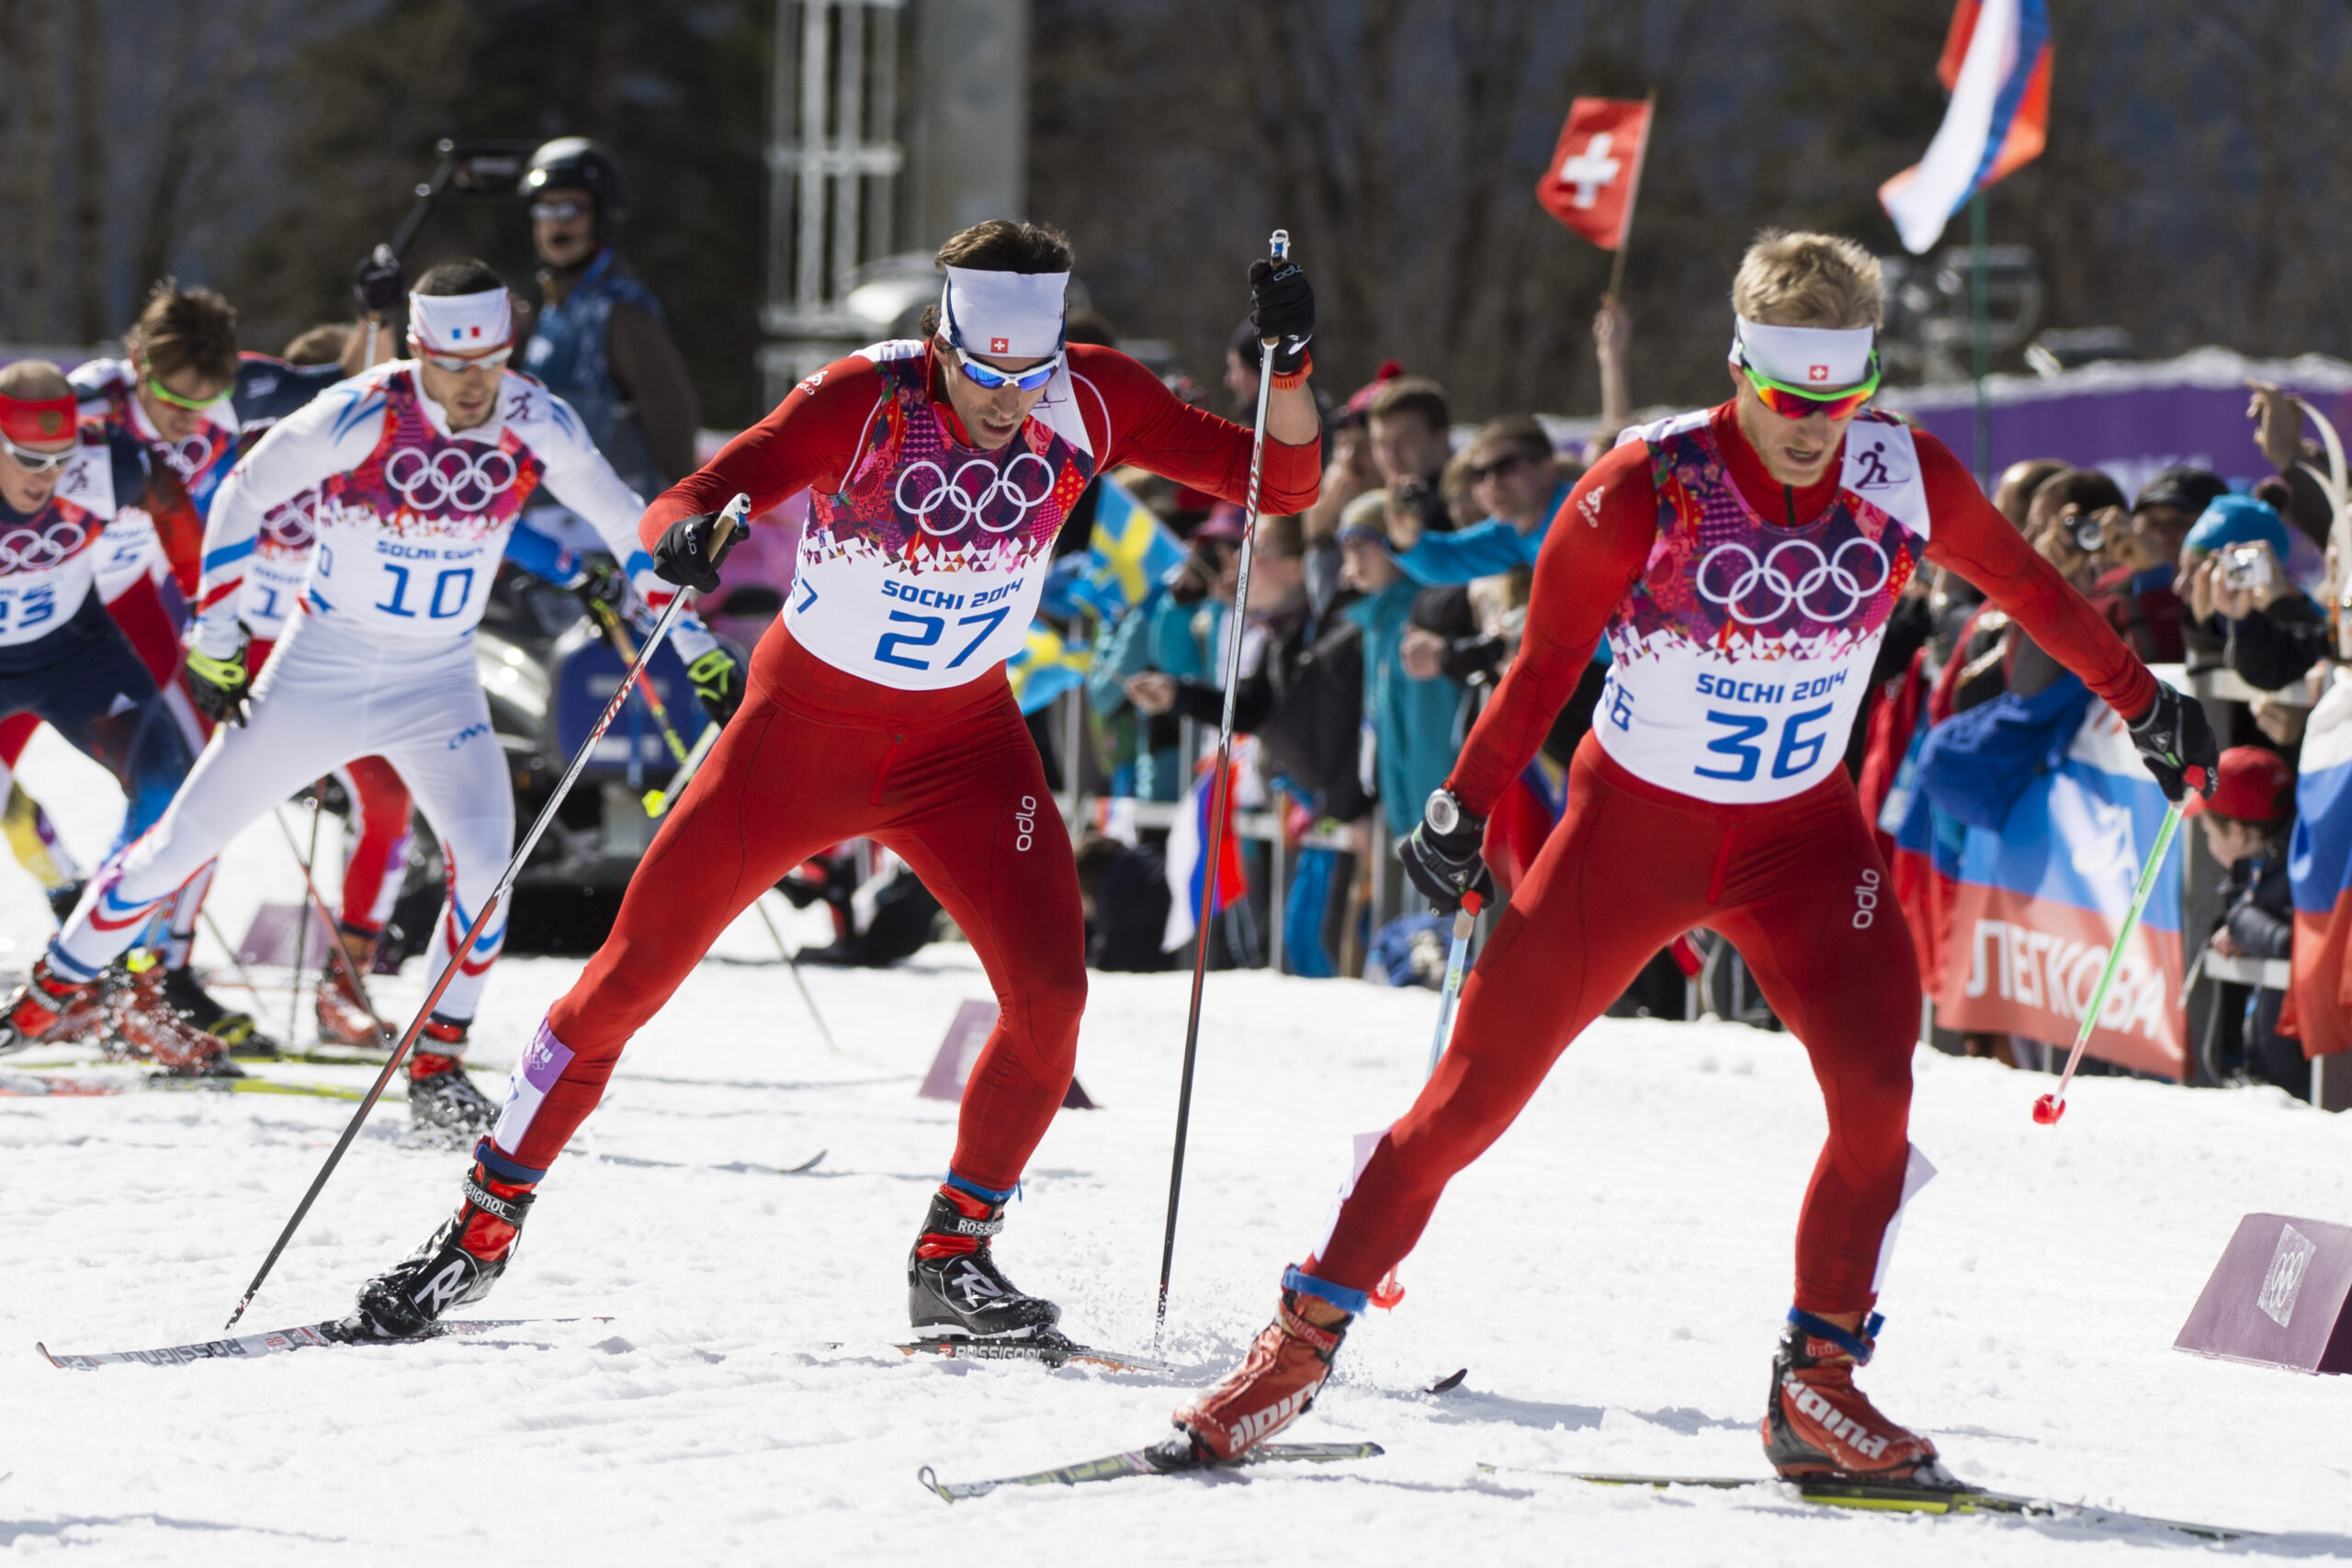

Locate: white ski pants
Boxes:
[54,613,514,1028]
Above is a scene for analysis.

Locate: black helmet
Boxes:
[521,137,626,242]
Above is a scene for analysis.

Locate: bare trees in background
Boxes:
[1034,0,2352,421]
[6,1,2352,427]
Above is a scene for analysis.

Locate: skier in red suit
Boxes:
[1170,231,2217,1484]
[349,220,1324,1348]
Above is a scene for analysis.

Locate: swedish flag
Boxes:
[1006,623,1091,716]
[1075,476,1186,620]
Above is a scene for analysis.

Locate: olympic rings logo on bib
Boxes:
[163,434,215,480]
[262,491,320,551]
[384,445,522,515]
[894,453,1057,538]
[0,520,86,572]
[1696,536,1889,626]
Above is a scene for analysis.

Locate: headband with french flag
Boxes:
[408,287,514,355]
[1879,0,2052,254]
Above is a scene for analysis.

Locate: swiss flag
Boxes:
[1535,96,1654,252]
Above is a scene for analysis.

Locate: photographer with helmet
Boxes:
[518,137,701,507]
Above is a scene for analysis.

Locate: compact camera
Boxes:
[2063,510,2106,553]
[2221,543,2274,592]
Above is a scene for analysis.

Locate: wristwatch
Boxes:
[1424,788,1464,836]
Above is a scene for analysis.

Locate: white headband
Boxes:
[409,287,514,355]
[1730,316,1875,389]
[940,265,1069,360]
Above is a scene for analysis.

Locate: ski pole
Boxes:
[644,715,720,818]
[1155,230,1288,1345]
[586,597,695,767]
[225,494,749,1328]
[1372,891,1483,1311]
[197,908,269,1003]
[750,893,839,1054]
[272,804,392,1049]
[2032,797,2186,1126]
[289,785,324,1049]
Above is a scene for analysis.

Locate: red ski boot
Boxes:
[408,1018,498,1139]
[0,956,92,1053]
[1170,1270,1353,1463]
[1762,1309,1953,1483]
[315,940,385,1047]
[107,965,238,1075]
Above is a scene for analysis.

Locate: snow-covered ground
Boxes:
[4,728,2350,1564]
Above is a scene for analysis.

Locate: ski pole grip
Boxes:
[1261,231,1291,349]
[710,491,750,558]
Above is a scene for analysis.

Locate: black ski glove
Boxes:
[687,647,743,726]
[186,629,253,728]
[351,245,405,317]
[2127,683,2219,804]
[650,509,740,594]
[1399,789,1494,916]
[1249,255,1314,376]
[573,555,629,615]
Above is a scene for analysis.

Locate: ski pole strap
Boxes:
[1787,1306,1885,1363]
[1283,1264,1370,1317]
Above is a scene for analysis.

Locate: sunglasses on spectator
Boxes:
[0,434,76,474]
[1736,351,1881,421]
[1467,451,1533,485]
[143,374,230,412]
[950,340,1063,393]
[418,345,514,375]
[530,199,589,223]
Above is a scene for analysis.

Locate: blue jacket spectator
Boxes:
[1394,415,1567,586]
[1340,495,1472,838]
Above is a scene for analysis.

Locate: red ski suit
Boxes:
[1307,403,2156,1315]
[503,342,1318,1189]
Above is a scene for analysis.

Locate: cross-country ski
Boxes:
[1493,1469,2258,1543]
[921,1439,1385,1502]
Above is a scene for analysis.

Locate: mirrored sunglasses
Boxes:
[953,342,1062,393]
[1737,351,1881,422]
[530,199,589,223]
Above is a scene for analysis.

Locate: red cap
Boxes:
[2184,745,2294,822]
[1340,360,1406,421]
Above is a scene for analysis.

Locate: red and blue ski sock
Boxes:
[1282,1264,1368,1317]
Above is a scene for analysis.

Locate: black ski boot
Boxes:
[907,1186,1065,1342]
[408,1017,499,1140]
[346,1155,537,1340]
[157,964,277,1059]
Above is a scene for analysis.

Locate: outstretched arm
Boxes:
[1444,443,1657,816]
[196,383,385,653]
[1916,434,2158,722]
[1075,347,1322,515]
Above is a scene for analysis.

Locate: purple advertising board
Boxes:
[1879,348,2352,502]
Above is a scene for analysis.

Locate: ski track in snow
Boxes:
[3,730,2351,1564]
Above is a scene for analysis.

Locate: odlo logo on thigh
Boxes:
[1013,795,1037,852]
[1850,867,1882,929]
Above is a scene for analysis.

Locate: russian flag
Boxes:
[1879,0,2052,254]
[1162,760,1250,954]
[1933,696,2188,1077]
[2285,670,2352,1062]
